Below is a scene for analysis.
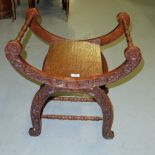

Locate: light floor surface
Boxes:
[0,0,155,155]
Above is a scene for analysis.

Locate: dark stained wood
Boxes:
[43,41,103,78]
[17,0,20,5]
[0,0,16,20]
[5,8,142,140]
[42,114,103,121]
[28,0,35,7]
[62,0,69,18]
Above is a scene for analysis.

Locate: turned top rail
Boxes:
[15,8,131,46]
[25,9,130,45]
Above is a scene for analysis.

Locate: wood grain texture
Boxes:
[43,41,103,78]
[29,12,130,45]
[29,85,114,139]
[5,8,142,139]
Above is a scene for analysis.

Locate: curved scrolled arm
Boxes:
[5,8,142,90]
[5,40,141,90]
[26,8,66,43]
[87,12,131,45]
[27,8,130,45]
[5,40,62,88]
[95,46,142,85]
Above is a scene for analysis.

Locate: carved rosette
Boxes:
[5,40,22,63]
[125,46,141,61]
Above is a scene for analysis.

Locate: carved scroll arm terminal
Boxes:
[5,8,142,90]
[98,46,142,85]
[96,13,142,85]
[5,40,141,90]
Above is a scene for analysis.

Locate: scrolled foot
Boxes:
[29,127,41,136]
[103,130,114,139]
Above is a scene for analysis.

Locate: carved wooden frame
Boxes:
[5,8,142,139]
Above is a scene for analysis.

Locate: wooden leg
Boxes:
[29,85,53,136]
[92,87,114,139]
[62,0,69,18]
[29,85,114,139]
[17,0,20,5]
[11,0,16,20]
[62,0,65,10]
[66,0,69,18]
[28,0,35,8]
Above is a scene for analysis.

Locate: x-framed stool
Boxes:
[5,8,142,139]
